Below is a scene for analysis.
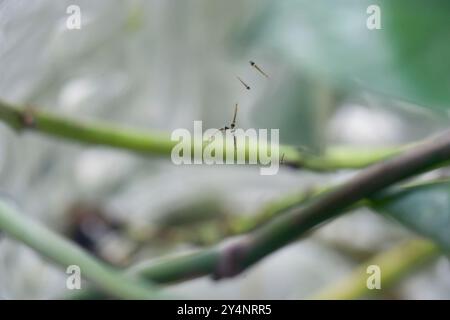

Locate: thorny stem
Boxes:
[0,99,402,171]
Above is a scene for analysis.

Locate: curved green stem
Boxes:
[0,200,169,299]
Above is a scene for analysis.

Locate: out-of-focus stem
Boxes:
[311,239,441,299]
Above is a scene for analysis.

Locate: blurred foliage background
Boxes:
[0,0,449,299]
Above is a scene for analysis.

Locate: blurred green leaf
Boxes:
[240,0,450,110]
[373,180,450,250]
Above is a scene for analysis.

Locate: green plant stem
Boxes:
[0,100,174,156]
[0,99,401,170]
[311,238,441,299]
[0,200,168,300]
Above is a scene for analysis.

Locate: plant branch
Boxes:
[0,200,169,299]
[218,129,450,279]
[311,238,441,299]
[0,99,401,171]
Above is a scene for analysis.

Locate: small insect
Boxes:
[237,76,250,90]
[250,61,269,78]
[210,104,239,150]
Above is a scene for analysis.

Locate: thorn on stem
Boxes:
[237,76,250,90]
[249,61,269,78]
[21,106,37,128]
